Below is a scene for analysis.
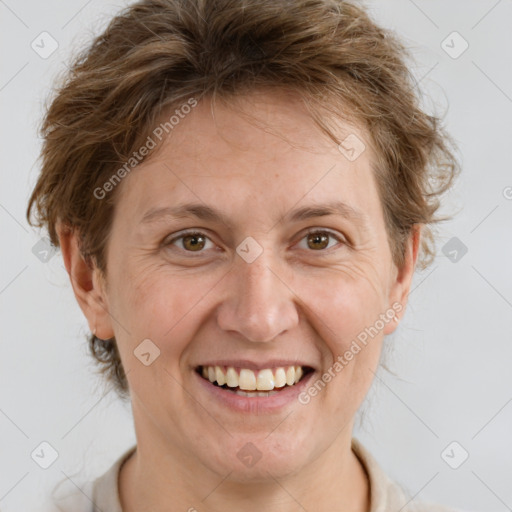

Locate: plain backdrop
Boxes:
[1,1,511,511]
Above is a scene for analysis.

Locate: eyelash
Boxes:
[163,228,346,255]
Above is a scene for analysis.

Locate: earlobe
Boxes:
[383,224,422,335]
[57,222,115,340]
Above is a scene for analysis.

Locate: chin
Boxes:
[203,436,311,482]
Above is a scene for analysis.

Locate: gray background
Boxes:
[1,1,511,511]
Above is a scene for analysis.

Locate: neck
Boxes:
[119,428,370,512]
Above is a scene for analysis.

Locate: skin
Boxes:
[59,89,420,512]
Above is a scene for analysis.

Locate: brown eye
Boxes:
[181,233,206,251]
[165,231,214,253]
[297,229,344,252]
[307,232,330,250]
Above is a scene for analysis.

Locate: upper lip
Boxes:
[195,360,316,371]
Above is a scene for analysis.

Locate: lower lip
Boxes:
[193,369,316,413]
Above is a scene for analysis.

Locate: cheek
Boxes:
[109,261,218,355]
[294,264,388,408]
[296,263,389,352]
[109,266,219,399]
[302,276,385,412]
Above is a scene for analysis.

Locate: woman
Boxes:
[27,0,461,510]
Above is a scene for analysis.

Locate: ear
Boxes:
[383,224,422,335]
[57,222,115,340]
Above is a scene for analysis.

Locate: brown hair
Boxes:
[27,0,460,399]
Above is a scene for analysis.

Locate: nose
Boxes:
[216,253,299,342]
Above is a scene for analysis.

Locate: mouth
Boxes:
[195,364,315,398]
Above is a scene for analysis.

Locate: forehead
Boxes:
[154,90,366,166]
[113,90,382,229]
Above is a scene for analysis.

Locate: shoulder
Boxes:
[47,445,136,512]
[351,438,462,512]
[45,478,95,512]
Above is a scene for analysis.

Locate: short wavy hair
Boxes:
[27,0,461,399]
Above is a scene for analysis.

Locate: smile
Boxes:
[196,365,314,397]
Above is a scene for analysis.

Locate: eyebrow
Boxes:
[140,200,368,231]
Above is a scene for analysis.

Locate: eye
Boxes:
[163,228,346,255]
[164,230,215,253]
[296,229,345,252]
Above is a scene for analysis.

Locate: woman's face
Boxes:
[92,90,417,480]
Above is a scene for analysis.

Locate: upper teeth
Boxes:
[201,365,305,391]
